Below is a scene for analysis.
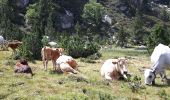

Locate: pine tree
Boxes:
[116,26,128,47]
[132,9,145,44]
[146,23,170,54]
[0,0,22,40]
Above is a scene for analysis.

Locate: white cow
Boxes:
[56,55,78,74]
[144,44,170,85]
[101,57,128,80]
[0,35,7,50]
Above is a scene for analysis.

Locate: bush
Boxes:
[146,23,170,54]
[60,35,100,58]
[18,33,43,60]
[128,75,145,93]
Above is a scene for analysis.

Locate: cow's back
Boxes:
[100,59,117,76]
[0,36,4,43]
[56,55,77,69]
[151,44,170,68]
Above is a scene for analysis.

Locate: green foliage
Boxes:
[160,8,169,22]
[131,10,146,44]
[157,89,170,100]
[45,12,56,39]
[82,1,106,33]
[128,75,145,93]
[25,3,39,25]
[0,0,23,40]
[60,35,100,58]
[116,26,128,47]
[41,36,49,46]
[19,33,43,60]
[146,23,170,54]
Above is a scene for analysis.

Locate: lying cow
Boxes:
[14,59,33,76]
[144,44,170,85]
[56,55,78,74]
[41,46,63,71]
[100,57,128,80]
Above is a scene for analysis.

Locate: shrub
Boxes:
[60,35,100,58]
[18,33,43,60]
[146,23,170,54]
[128,75,145,93]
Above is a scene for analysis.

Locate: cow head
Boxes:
[144,69,156,85]
[113,57,128,79]
[58,48,64,56]
[19,59,28,65]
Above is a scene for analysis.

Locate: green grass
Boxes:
[0,48,170,100]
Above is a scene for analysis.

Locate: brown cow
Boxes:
[14,59,33,76]
[8,40,22,54]
[41,46,63,71]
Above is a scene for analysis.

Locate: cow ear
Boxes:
[56,48,59,51]
[112,59,118,64]
[125,58,128,63]
[112,61,118,64]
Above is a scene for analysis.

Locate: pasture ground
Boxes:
[0,47,170,100]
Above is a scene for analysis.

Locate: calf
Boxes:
[14,59,33,76]
[41,46,62,71]
[56,55,78,74]
[100,57,128,80]
[8,40,22,54]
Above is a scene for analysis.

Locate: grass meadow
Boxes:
[0,47,170,100]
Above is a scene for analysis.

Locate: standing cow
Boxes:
[144,44,170,85]
[41,46,63,71]
[100,57,128,80]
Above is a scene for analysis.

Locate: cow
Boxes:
[41,46,63,71]
[144,44,170,85]
[0,36,8,50]
[14,59,33,76]
[100,57,128,80]
[7,40,22,54]
[56,55,78,74]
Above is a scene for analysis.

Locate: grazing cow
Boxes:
[144,44,170,85]
[14,59,33,76]
[100,57,128,80]
[8,40,22,54]
[56,55,78,74]
[41,46,63,71]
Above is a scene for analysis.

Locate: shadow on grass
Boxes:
[49,69,63,75]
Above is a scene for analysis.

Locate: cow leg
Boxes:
[105,72,113,80]
[52,60,56,71]
[42,59,45,70]
[45,60,48,71]
[159,71,167,83]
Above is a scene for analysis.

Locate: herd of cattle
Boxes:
[0,35,170,86]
